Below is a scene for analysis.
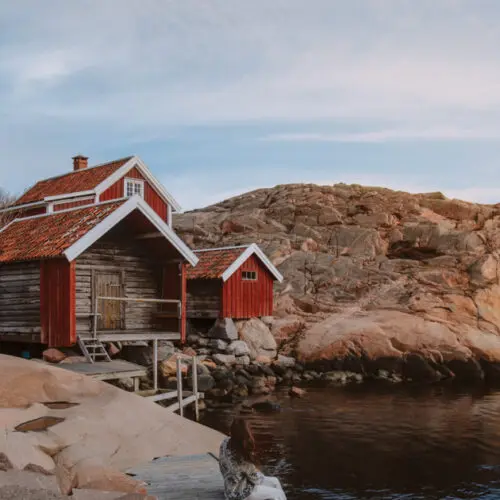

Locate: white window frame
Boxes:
[125,178,145,198]
[242,270,258,281]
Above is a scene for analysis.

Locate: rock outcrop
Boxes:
[175,183,500,382]
[0,355,223,496]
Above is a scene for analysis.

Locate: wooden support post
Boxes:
[134,377,140,392]
[176,357,184,418]
[92,296,98,340]
[192,356,199,422]
[153,339,158,392]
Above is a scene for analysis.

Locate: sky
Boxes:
[1,0,500,210]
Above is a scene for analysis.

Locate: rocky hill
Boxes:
[175,183,500,382]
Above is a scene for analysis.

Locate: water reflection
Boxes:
[200,384,500,499]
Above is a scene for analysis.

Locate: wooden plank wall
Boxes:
[99,167,169,222]
[75,239,162,334]
[53,198,94,211]
[40,259,76,347]
[0,262,41,338]
[186,279,221,319]
[222,255,274,318]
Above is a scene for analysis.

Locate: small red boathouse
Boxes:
[186,244,283,320]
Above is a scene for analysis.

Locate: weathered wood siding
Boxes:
[162,262,186,341]
[187,279,222,319]
[222,255,274,318]
[0,262,41,339]
[40,259,76,347]
[75,238,164,334]
[99,167,170,222]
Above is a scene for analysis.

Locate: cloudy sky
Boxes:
[1,0,500,210]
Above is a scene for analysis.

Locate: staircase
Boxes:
[77,335,111,363]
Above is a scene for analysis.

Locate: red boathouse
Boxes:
[186,244,283,320]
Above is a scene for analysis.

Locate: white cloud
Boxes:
[3,0,500,126]
[263,127,500,143]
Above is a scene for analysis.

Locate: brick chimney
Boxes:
[72,155,88,171]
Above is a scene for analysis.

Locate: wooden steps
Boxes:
[77,335,111,363]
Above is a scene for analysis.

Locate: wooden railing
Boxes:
[143,356,202,421]
[93,296,182,338]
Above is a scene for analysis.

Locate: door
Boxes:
[95,271,124,330]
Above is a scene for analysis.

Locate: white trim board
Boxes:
[0,200,46,213]
[44,190,95,201]
[52,196,95,207]
[94,156,182,213]
[63,196,198,266]
[221,243,283,283]
[194,244,251,253]
[3,197,130,224]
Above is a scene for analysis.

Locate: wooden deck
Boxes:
[78,331,181,342]
[56,359,147,381]
[126,454,224,499]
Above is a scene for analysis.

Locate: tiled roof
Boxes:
[14,157,132,206]
[0,200,126,263]
[187,246,248,279]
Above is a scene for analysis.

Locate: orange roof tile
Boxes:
[0,200,126,263]
[14,157,132,206]
[187,246,248,279]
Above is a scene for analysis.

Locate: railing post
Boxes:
[176,357,184,418]
[192,356,199,422]
[177,301,182,339]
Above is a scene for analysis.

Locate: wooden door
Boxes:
[95,271,124,330]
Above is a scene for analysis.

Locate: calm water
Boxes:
[200,384,500,499]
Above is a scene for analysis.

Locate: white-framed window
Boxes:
[125,178,145,198]
[242,271,257,281]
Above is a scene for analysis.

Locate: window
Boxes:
[125,178,144,198]
[242,271,257,281]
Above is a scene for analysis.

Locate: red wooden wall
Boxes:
[100,167,169,221]
[162,262,187,342]
[40,259,76,347]
[221,255,274,319]
[53,198,94,211]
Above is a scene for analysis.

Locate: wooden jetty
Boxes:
[56,359,147,391]
[55,355,203,418]
[126,453,224,499]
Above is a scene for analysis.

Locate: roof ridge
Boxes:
[30,156,134,185]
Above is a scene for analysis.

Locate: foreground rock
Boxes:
[175,183,500,382]
[0,355,223,496]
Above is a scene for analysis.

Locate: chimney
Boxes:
[72,155,88,171]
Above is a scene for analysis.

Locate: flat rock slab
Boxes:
[126,454,225,500]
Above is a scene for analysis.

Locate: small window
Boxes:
[125,178,144,198]
[242,271,257,281]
